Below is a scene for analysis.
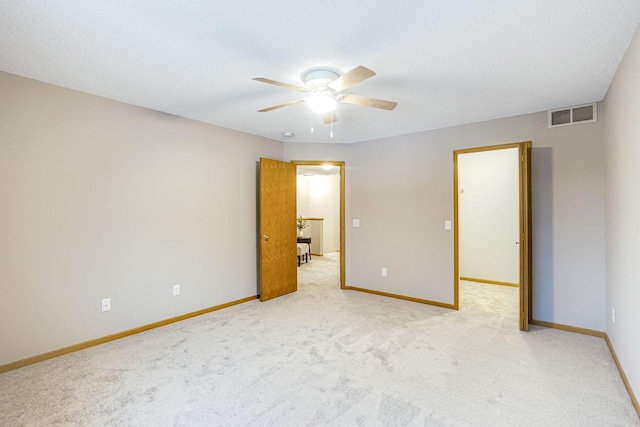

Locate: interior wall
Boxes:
[296,175,310,217]
[296,174,340,253]
[285,108,606,331]
[458,148,519,284]
[0,71,283,366]
[603,23,640,401]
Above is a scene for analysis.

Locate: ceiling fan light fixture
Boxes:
[254,66,397,122]
[307,94,337,114]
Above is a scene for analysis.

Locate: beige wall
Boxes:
[286,108,606,331]
[0,71,283,365]
[603,23,640,401]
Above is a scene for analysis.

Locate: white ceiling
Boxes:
[1,1,639,144]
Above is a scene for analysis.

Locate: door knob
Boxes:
[263,235,270,241]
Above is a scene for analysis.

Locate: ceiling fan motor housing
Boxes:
[304,70,339,90]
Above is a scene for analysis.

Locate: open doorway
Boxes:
[292,160,345,289]
[458,147,520,286]
[453,142,532,330]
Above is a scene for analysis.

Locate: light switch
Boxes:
[353,219,360,227]
[445,220,452,230]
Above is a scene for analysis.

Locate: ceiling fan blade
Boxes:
[258,99,305,112]
[253,77,308,93]
[340,94,398,110]
[323,112,338,124]
[328,66,376,92]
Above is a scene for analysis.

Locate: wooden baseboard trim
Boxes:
[0,295,258,374]
[343,286,456,309]
[605,334,640,418]
[460,276,518,287]
[529,319,605,338]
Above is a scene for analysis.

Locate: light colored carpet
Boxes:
[1,252,638,426]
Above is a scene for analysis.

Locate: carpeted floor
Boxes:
[1,252,638,426]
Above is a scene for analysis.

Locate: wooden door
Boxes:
[259,158,297,301]
[518,142,532,331]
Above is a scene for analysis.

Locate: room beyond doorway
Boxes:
[292,160,346,289]
[458,147,520,286]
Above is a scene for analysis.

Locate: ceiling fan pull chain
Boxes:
[330,111,334,138]
[310,111,314,134]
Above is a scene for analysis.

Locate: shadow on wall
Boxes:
[532,147,553,320]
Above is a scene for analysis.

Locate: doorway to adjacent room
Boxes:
[453,142,532,330]
[293,160,345,289]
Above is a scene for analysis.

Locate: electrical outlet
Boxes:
[381,268,387,277]
[173,284,180,296]
[101,298,111,312]
[612,307,615,323]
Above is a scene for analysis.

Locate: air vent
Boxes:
[548,103,597,127]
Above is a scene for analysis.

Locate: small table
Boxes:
[297,237,311,259]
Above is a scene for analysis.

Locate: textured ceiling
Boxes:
[1,1,639,144]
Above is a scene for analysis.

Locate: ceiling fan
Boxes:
[253,66,397,124]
